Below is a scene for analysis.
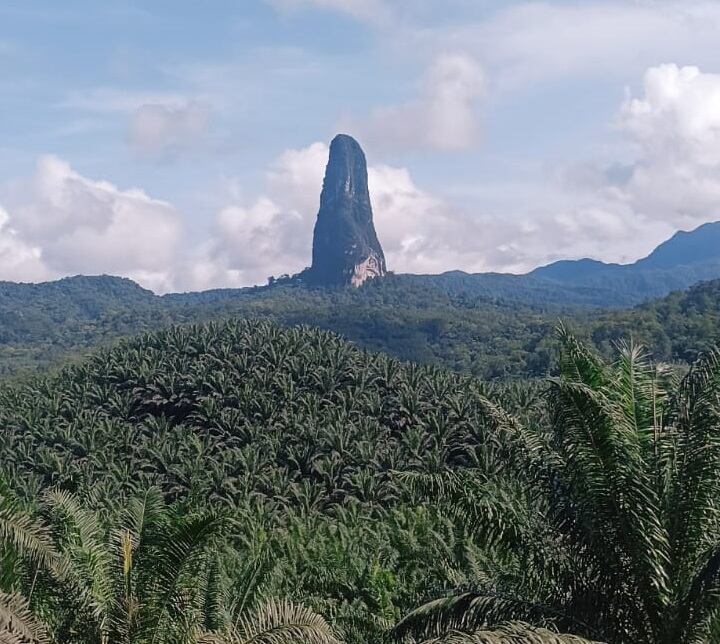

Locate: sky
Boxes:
[3,1,720,292]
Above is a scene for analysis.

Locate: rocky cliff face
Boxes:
[304,134,387,287]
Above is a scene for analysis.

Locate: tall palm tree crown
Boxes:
[396,329,720,643]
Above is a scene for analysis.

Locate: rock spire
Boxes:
[305,134,387,287]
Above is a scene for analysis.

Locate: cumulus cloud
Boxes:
[369,162,666,275]
[7,61,720,292]
[190,197,311,289]
[1,156,182,292]
[185,144,326,289]
[621,64,720,163]
[266,142,328,214]
[615,64,720,227]
[368,164,457,272]
[62,89,211,159]
[348,53,485,151]
[0,208,49,283]
[128,100,210,159]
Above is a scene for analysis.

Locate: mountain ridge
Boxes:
[3,268,720,380]
[6,217,720,310]
[530,220,720,283]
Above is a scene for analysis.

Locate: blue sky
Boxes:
[3,1,720,292]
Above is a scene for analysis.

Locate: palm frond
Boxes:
[393,592,590,643]
[140,511,231,642]
[549,331,671,620]
[396,470,536,552]
[0,591,50,644]
[0,479,63,581]
[43,489,115,619]
[123,487,167,550]
[414,620,604,643]
[227,544,275,620]
[232,598,340,644]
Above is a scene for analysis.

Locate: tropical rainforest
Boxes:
[3,273,720,380]
[2,315,720,642]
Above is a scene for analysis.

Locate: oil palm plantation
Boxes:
[396,329,720,643]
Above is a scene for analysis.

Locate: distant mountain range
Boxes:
[3,133,720,376]
[2,217,720,376]
[2,218,720,327]
[405,219,720,308]
[527,220,720,290]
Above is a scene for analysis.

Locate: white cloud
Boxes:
[622,64,720,159]
[615,64,720,228]
[370,166,666,275]
[1,156,182,292]
[128,101,210,159]
[7,59,720,293]
[0,208,49,283]
[348,53,485,151]
[465,1,716,89]
[187,145,326,289]
[267,0,720,87]
[198,197,310,288]
[369,164,456,272]
[266,141,328,214]
[61,89,211,159]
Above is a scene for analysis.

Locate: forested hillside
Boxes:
[2,319,720,641]
[3,273,720,379]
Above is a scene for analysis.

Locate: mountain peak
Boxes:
[304,134,387,287]
[636,220,720,269]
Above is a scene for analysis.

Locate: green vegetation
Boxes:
[2,319,720,641]
[0,320,529,641]
[0,480,339,643]
[397,330,720,642]
[4,273,720,380]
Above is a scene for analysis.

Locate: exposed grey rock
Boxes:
[304,134,386,287]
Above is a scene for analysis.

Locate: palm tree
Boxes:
[0,477,62,643]
[395,329,720,643]
[45,487,340,644]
